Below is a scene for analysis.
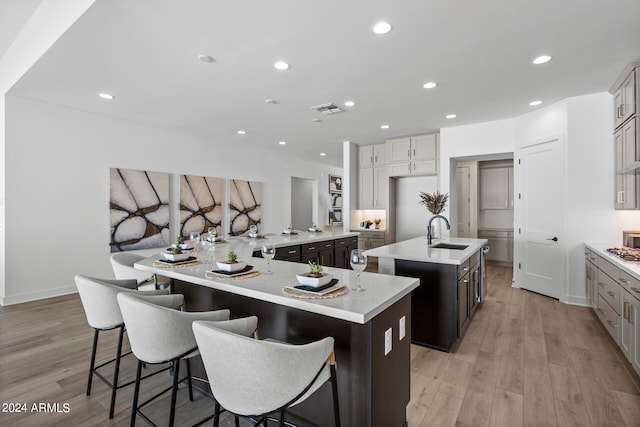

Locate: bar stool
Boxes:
[75,275,181,419]
[117,292,230,427]
[192,320,341,427]
[110,252,169,290]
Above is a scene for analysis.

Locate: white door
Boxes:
[457,166,471,237]
[517,136,565,300]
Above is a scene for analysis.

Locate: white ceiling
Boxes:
[5,0,640,167]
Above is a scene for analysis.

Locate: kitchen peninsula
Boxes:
[366,237,488,352]
[135,244,419,427]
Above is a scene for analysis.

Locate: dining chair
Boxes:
[117,292,230,427]
[75,275,181,419]
[192,321,341,427]
[110,252,169,290]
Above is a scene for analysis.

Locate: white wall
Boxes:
[441,92,640,305]
[2,96,341,304]
[394,175,438,241]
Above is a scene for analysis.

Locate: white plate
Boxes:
[285,282,344,296]
[216,261,247,272]
[296,273,333,287]
[162,251,191,261]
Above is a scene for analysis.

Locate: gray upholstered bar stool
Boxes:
[192,320,341,427]
[117,292,230,427]
[110,252,169,290]
[75,275,180,419]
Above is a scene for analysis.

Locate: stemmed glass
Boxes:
[261,243,276,274]
[207,226,217,242]
[189,231,200,253]
[350,249,368,292]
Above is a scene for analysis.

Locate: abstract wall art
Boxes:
[229,179,262,236]
[180,175,225,237]
[109,168,170,252]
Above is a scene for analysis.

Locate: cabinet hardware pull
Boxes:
[325,244,332,247]
[619,278,630,283]
[606,320,617,328]
[598,308,604,314]
[607,291,615,297]
[631,287,640,293]
[307,247,315,251]
[288,250,296,254]
[463,267,469,271]
[463,279,469,283]
[408,149,411,157]
[598,282,605,287]
[624,302,630,320]
[590,257,597,261]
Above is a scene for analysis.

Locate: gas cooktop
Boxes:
[606,247,640,262]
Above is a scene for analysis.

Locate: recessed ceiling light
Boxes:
[423,82,437,89]
[373,22,392,35]
[344,101,356,107]
[312,118,323,123]
[320,153,327,156]
[98,93,114,100]
[237,130,247,135]
[274,61,290,70]
[446,114,457,119]
[197,54,214,63]
[529,100,543,106]
[279,141,286,145]
[532,55,552,65]
[380,124,390,129]
[265,99,278,104]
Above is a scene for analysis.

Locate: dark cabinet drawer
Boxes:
[276,245,300,261]
[302,240,334,254]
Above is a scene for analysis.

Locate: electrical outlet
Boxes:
[399,316,406,340]
[384,328,392,355]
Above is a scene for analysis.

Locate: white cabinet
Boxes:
[358,166,388,209]
[479,230,513,264]
[386,134,438,176]
[614,118,639,209]
[358,230,386,250]
[480,167,513,209]
[614,69,636,129]
[621,287,634,360]
[359,144,386,167]
[632,294,640,376]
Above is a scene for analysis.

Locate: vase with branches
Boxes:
[418,191,449,239]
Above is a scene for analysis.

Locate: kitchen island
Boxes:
[366,237,488,352]
[135,249,419,427]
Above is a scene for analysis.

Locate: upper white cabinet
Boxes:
[358,165,388,209]
[386,134,438,177]
[358,143,388,209]
[614,69,637,129]
[480,166,513,210]
[359,144,386,167]
[611,60,640,210]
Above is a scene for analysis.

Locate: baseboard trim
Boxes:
[0,286,77,306]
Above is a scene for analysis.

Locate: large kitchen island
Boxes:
[135,240,419,427]
[366,237,488,352]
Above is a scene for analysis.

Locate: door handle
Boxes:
[546,237,558,242]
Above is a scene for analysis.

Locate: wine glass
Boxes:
[189,231,200,252]
[261,243,276,274]
[249,224,258,236]
[350,249,368,292]
[208,226,217,242]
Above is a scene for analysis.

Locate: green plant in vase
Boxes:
[419,191,449,239]
[307,261,323,278]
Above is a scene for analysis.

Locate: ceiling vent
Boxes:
[310,103,344,115]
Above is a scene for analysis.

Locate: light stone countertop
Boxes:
[135,247,418,324]
[364,237,488,266]
[237,230,360,248]
[584,242,640,279]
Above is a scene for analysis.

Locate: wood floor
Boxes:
[1,265,639,426]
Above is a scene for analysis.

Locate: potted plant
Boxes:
[296,261,333,287]
[164,238,191,261]
[216,250,247,272]
[374,218,382,229]
[364,220,373,229]
[418,191,449,239]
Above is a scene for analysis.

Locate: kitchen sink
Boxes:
[430,243,469,250]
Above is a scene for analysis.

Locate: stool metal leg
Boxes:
[108,326,125,419]
[169,359,180,427]
[130,360,143,427]
[186,358,194,401]
[213,401,221,427]
[330,364,340,427]
[86,329,99,396]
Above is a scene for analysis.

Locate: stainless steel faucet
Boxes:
[427,215,451,245]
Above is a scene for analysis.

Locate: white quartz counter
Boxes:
[365,237,488,266]
[584,242,640,280]
[135,251,418,325]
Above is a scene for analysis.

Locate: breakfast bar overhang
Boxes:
[136,254,419,427]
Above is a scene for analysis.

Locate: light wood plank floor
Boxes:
[1,265,639,426]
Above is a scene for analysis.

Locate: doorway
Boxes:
[291,177,317,230]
